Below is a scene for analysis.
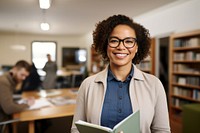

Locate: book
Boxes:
[75,110,140,133]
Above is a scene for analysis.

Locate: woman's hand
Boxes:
[118,131,123,133]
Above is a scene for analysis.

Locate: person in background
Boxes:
[18,62,42,93]
[71,15,170,133]
[42,54,57,89]
[0,60,35,131]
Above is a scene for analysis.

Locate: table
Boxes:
[12,88,78,133]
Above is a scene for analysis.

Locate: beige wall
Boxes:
[134,0,200,36]
[0,32,93,70]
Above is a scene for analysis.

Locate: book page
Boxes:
[75,110,140,133]
[113,110,140,133]
[75,120,112,133]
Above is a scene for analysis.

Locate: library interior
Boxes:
[0,0,200,133]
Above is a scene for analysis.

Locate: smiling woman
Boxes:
[71,14,171,133]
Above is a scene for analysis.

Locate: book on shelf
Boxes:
[193,90,200,100]
[75,110,140,133]
[175,76,200,86]
[174,37,200,48]
[173,52,200,61]
[173,98,191,108]
[173,87,192,97]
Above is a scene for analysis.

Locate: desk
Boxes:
[13,88,78,133]
[57,70,81,77]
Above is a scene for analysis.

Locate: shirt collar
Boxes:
[107,65,134,82]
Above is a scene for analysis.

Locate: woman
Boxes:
[71,14,170,133]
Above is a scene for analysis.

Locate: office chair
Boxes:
[71,74,84,88]
[0,118,20,133]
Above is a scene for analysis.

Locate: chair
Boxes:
[0,118,20,133]
[182,104,200,133]
[71,74,84,88]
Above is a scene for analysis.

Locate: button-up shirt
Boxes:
[101,66,134,129]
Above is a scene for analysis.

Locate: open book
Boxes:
[75,110,140,133]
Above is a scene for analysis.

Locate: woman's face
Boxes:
[107,24,138,68]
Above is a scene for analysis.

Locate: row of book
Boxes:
[174,37,200,48]
[173,98,192,108]
[173,52,200,61]
[173,87,200,100]
[173,64,200,74]
[173,75,200,86]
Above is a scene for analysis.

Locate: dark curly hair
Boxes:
[92,14,151,64]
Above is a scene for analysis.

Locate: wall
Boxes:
[0,32,92,70]
[134,0,200,37]
[1,0,200,71]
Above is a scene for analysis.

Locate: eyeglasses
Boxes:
[108,37,137,48]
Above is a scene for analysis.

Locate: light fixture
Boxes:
[39,0,51,9]
[40,22,50,31]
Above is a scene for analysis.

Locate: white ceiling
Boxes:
[0,0,178,36]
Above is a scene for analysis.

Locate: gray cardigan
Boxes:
[71,65,171,133]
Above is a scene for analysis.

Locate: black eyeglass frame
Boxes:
[108,37,137,48]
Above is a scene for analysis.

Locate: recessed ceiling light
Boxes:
[39,0,51,9]
[40,22,50,31]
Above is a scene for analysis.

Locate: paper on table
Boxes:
[48,96,76,106]
[28,98,52,110]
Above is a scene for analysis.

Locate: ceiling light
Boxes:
[39,0,51,9]
[40,22,50,31]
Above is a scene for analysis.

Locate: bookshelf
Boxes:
[169,30,200,123]
[136,38,155,75]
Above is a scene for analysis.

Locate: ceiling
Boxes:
[0,0,178,36]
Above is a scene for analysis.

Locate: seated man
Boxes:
[0,60,34,131]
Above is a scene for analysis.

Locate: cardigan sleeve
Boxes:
[150,78,171,133]
[71,78,88,133]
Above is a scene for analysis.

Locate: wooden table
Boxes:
[13,88,78,133]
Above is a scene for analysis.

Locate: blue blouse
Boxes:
[101,66,133,129]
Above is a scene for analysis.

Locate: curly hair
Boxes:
[92,14,151,64]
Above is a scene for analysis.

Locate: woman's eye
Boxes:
[110,39,118,43]
[125,40,133,44]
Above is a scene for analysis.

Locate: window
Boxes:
[31,41,57,76]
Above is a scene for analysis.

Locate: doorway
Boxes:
[157,37,170,100]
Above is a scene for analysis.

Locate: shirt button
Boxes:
[119,84,122,88]
[118,109,122,113]
[119,96,122,100]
